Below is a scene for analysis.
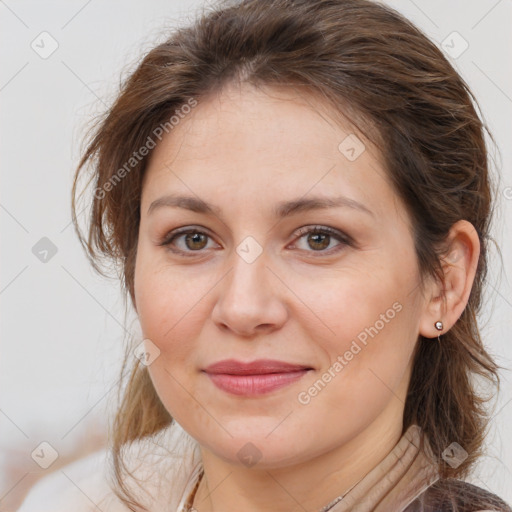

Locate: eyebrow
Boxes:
[147,194,374,219]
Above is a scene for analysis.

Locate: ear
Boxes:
[418,220,480,339]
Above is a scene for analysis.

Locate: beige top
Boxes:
[176,423,439,512]
[16,421,506,512]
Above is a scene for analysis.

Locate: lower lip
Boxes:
[205,370,310,396]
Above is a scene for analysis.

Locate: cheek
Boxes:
[290,263,405,350]
[134,254,213,367]
[298,259,417,392]
[296,292,414,432]
[134,260,211,424]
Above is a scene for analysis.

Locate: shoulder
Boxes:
[16,449,129,512]
[16,421,202,512]
[408,478,512,512]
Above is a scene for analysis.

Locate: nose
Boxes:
[211,249,288,338]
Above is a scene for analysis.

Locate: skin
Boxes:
[133,82,480,512]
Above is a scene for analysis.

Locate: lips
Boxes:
[202,359,313,396]
[204,359,312,375]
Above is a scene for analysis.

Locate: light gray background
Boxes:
[1,0,511,506]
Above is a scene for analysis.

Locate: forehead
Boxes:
[146,82,369,169]
[141,82,404,225]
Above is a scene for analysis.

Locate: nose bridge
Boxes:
[219,226,267,287]
[212,238,286,335]
[226,239,271,304]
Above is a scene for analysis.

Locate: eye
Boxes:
[290,225,352,255]
[158,225,353,257]
[158,227,218,257]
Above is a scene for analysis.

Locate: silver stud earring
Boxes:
[434,320,443,344]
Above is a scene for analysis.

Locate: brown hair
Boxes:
[71,0,505,510]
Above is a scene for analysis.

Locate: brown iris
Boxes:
[185,232,208,250]
[307,232,330,251]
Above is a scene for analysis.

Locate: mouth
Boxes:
[202,359,313,396]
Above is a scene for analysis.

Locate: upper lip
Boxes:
[203,359,312,375]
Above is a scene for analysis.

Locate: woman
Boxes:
[17,0,511,510]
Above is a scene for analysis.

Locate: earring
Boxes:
[434,320,443,344]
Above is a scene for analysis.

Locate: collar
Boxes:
[177,424,440,512]
[329,424,440,511]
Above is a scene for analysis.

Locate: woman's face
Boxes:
[134,83,430,468]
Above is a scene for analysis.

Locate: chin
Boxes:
[194,421,321,469]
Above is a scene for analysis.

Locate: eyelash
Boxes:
[158,225,353,258]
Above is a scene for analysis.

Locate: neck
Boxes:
[192,411,404,512]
